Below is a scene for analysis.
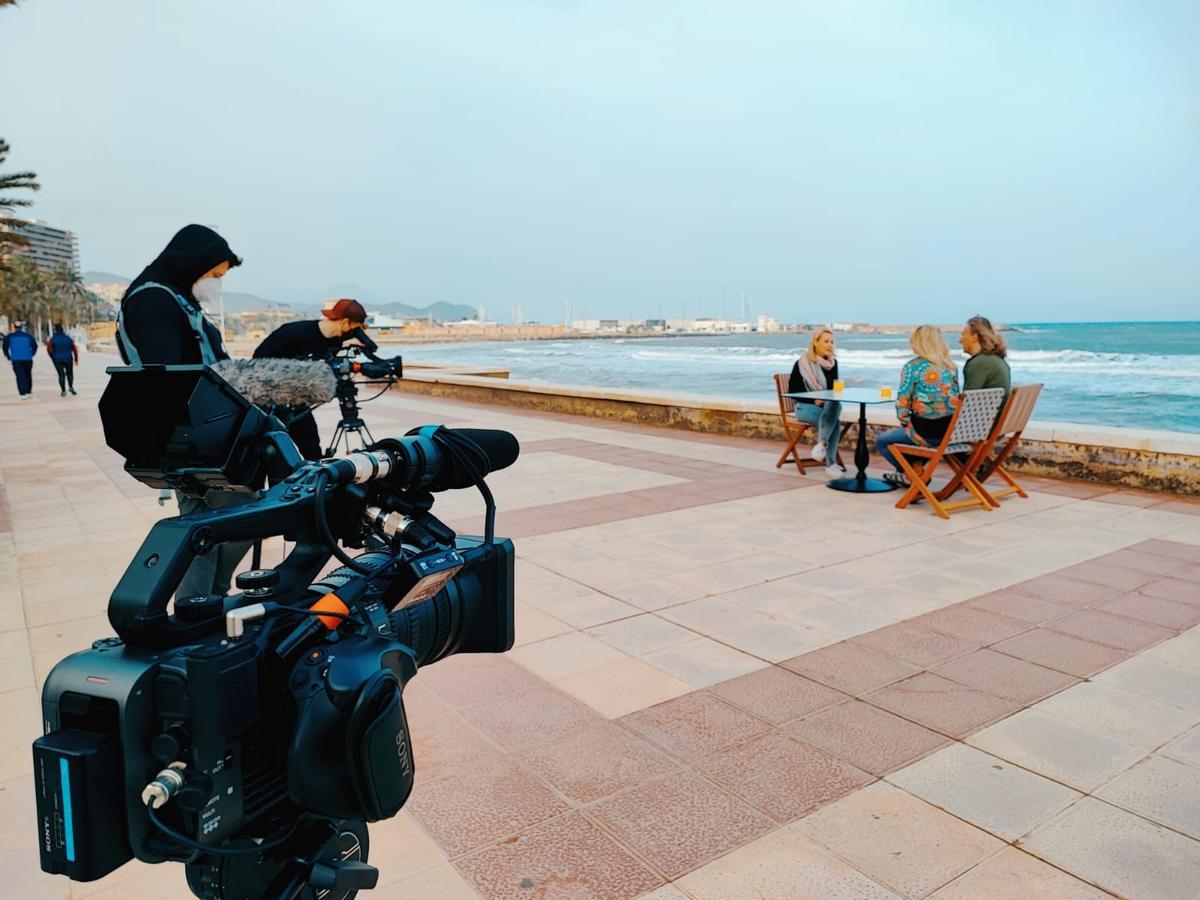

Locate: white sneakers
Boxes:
[825,464,847,477]
[810,442,827,461]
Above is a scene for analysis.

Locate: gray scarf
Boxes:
[798,353,835,393]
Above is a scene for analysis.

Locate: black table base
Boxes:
[825,399,897,493]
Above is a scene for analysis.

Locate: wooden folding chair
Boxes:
[974,383,1044,504]
[935,383,1044,508]
[892,388,1006,519]
[773,373,825,475]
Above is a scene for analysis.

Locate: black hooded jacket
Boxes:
[117,224,242,364]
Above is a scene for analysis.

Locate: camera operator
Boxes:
[252,298,369,460]
[116,224,255,601]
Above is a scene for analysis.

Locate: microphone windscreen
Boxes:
[454,429,520,475]
[404,427,520,490]
[212,358,337,407]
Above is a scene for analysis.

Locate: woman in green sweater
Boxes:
[960,315,1011,398]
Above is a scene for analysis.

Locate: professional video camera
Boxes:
[32,363,518,899]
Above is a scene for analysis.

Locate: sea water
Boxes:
[395,322,1200,434]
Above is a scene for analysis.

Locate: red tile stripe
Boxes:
[404,538,1200,897]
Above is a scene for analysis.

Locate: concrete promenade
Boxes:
[2,353,1200,898]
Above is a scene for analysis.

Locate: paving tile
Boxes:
[887,743,1082,840]
[968,709,1148,792]
[588,769,774,879]
[1023,797,1200,900]
[992,628,1130,677]
[407,757,571,856]
[1057,559,1156,592]
[620,691,770,760]
[693,731,872,823]
[1101,547,1190,576]
[513,602,573,647]
[555,656,693,718]
[368,812,451,886]
[1134,538,1200,562]
[780,640,921,695]
[586,614,696,656]
[865,672,1020,738]
[408,704,504,784]
[453,812,662,899]
[1170,562,1200,584]
[719,617,837,662]
[1047,608,1175,652]
[932,648,1078,704]
[851,622,980,668]
[709,666,848,725]
[968,588,1075,624]
[644,637,767,687]
[1011,572,1121,606]
[638,887,690,900]
[0,688,40,781]
[419,653,547,708]
[390,863,482,899]
[508,631,631,681]
[929,846,1112,899]
[795,781,1003,898]
[1142,629,1200,675]
[785,699,950,776]
[1137,576,1200,605]
[677,826,902,899]
[1098,591,1200,630]
[1097,754,1200,839]
[458,681,602,752]
[1034,682,1198,750]
[1163,725,1200,768]
[910,605,1030,644]
[515,721,679,804]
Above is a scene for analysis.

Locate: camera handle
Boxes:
[108,481,337,648]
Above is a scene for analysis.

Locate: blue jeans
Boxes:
[875,426,914,470]
[794,401,842,464]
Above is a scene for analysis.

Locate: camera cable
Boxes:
[146,800,299,858]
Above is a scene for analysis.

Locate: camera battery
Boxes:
[33,729,130,881]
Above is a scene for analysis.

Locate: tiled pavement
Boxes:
[2,354,1200,898]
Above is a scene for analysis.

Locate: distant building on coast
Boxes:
[756,314,780,333]
[4,218,80,274]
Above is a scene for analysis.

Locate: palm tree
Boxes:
[0,256,51,331]
[0,138,40,271]
[48,264,95,326]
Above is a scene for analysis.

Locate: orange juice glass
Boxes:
[833,380,845,392]
[881,386,893,398]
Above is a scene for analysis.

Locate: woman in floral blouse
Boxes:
[875,325,961,487]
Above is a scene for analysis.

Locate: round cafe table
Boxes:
[784,388,897,493]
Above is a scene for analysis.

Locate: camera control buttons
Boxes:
[235,569,280,598]
[175,594,224,622]
[304,648,326,666]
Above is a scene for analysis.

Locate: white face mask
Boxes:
[193,276,223,306]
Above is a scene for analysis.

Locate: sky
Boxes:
[2,1,1197,323]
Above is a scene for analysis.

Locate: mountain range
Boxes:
[82,271,479,322]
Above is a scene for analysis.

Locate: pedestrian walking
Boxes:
[46,323,79,396]
[2,320,38,399]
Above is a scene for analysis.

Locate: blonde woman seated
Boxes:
[875,325,961,487]
[788,327,845,476]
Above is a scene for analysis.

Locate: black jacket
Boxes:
[117,225,240,365]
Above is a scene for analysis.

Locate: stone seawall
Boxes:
[391,371,1200,496]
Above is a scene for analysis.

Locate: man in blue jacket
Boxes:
[2,321,38,399]
[46,323,79,396]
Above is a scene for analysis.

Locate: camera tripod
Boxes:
[324,373,376,456]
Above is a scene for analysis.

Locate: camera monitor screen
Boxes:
[100,365,272,492]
